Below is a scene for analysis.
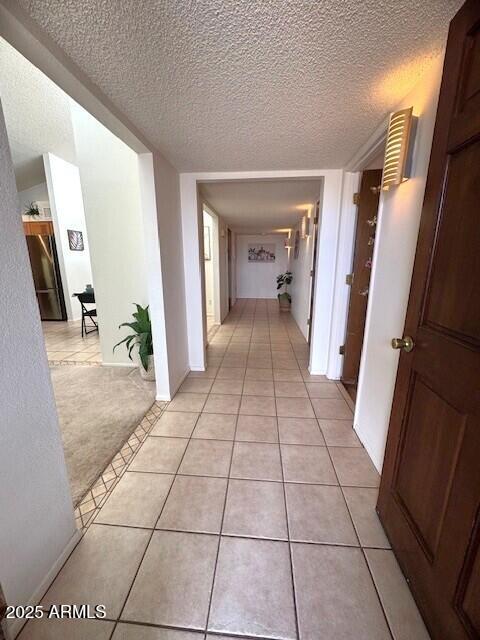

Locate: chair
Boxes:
[77,291,98,338]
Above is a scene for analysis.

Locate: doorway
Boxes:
[203,208,217,336]
[341,169,382,401]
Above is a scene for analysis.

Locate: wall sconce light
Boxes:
[381,107,417,191]
[300,215,311,239]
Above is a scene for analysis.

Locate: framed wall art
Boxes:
[248,244,276,263]
[67,229,84,251]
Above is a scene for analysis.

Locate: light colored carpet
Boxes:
[50,365,156,506]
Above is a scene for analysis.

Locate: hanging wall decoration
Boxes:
[293,230,300,259]
[248,244,276,262]
[67,229,84,251]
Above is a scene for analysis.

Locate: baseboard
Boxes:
[155,368,190,402]
[189,365,206,372]
[7,528,82,639]
[101,362,136,368]
[308,366,327,376]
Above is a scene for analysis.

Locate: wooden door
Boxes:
[341,169,381,393]
[23,220,53,236]
[377,2,480,638]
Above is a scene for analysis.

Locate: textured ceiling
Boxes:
[200,179,321,234]
[0,38,77,190]
[15,0,461,171]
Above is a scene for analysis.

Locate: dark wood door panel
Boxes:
[451,14,480,147]
[423,138,480,345]
[455,513,480,636]
[393,375,467,560]
[382,410,480,638]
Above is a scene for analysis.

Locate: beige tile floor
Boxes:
[42,319,101,364]
[21,300,430,640]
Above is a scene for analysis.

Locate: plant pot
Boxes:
[139,354,155,381]
[278,295,291,312]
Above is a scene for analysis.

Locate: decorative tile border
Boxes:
[74,400,167,531]
[49,358,101,367]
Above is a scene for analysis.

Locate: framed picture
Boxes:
[248,244,276,262]
[293,230,300,259]
[67,229,84,251]
[204,226,211,260]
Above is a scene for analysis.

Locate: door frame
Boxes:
[183,172,343,376]
[340,169,382,394]
[307,200,320,345]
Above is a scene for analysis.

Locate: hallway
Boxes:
[20,300,428,640]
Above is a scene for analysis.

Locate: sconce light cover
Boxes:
[301,215,311,239]
[381,107,416,191]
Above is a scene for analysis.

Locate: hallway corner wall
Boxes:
[308,170,344,376]
[355,54,445,472]
[0,100,77,634]
[151,151,189,397]
[236,234,289,299]
[70,101,149,367]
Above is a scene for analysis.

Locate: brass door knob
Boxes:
[391,336,414,352]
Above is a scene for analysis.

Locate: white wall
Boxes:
[43,153,93,321]
[290,206,315,339]
[150,151,189,397]
[17,181,49,209]
[0,102,77,639]
[203,211,215,317]
[307,170,345,376]
[70,102,148,365]
[355,55,444,472]
[236,234,288,299]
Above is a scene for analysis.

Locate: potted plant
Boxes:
[24,202,40,217]
[113,304,155,381]
[277,271,293,311]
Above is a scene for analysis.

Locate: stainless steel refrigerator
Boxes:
[26,233,67,320]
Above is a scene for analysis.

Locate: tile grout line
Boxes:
[204,301,242,636]
[275,397,301,640]
[110,401,205,639]
[75,402,166,529]
[42,300,377,639]
[279,302,317,640]
[323,439,395,640]
[18,401,169,640]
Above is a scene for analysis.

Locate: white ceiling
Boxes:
[200,179,321,234]
[0,38,77,191]
[13,0,461,172]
